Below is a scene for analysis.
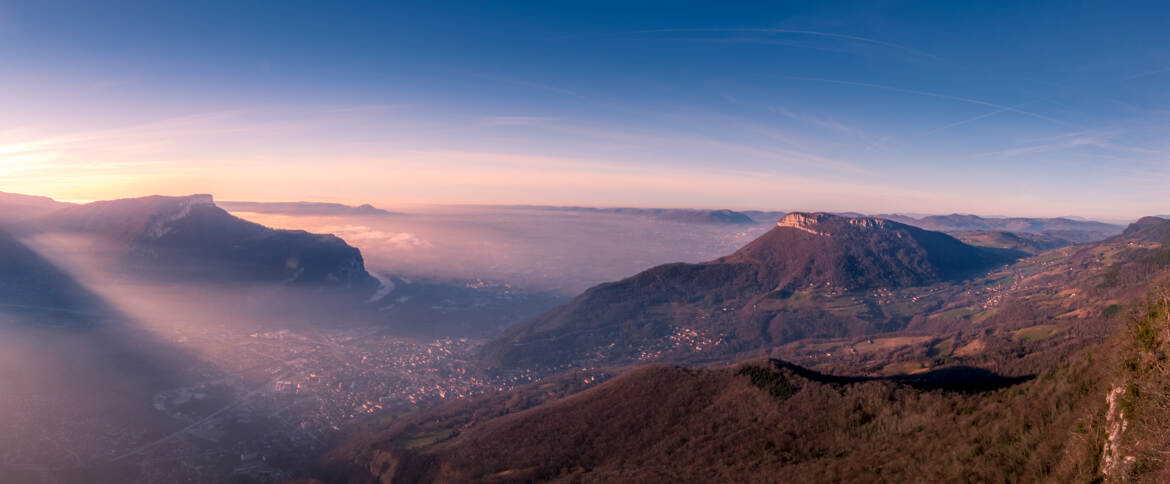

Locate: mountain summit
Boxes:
[35,194,379,289]
[1120,216,1170,243]
[720,212,1014,291]
[480,213,1019,369]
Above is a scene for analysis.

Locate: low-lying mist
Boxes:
[231,205,772,295]
[0,204,772,481]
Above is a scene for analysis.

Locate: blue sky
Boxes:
[1,0,1168,219]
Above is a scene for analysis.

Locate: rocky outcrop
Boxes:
[776,212,836,236]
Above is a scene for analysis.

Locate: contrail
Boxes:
[926,101,1037,134]
[1120,66,1170,81]
[624,28,942,61]
[778,75,1078,128]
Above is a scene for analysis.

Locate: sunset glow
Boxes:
[2,2,1168,218]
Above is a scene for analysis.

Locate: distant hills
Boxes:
[750,211,1122,245]
[741,210,787,224]
[218,200,398,216]
[505,206,1126,242]
[880,213,1123,243]
[504,205,758,225]
[480,213,1021,370]
[946,230,1072,254]
[32,194,379,289]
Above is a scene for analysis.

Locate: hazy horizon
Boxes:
[3,1,1170,218]
[3,190,1149,226]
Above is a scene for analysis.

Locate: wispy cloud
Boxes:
[473,116,561,127]
[1120,66,1170,81]
[325,104,401,114]
[779,75,1079,128]
[925,101,1037,134]
[458,72,580,97]
[493,115,875,176]
[614,28,942,62]
[0,109,255,156]
[974,129,1165,159]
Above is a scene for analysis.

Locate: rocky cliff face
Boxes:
[775,212,837,236]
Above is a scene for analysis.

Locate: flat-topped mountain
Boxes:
[480,213,1019,369]
[724,213,1013,289]
[35,194,379,288]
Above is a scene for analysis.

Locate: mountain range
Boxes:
[326,215,1170,484]
[880,213,1124,243]
[510,205,758,225]
[943,229,1073,254]
[218,200,398,216]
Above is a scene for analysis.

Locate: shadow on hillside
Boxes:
[771,359,1034,393]
[0,229,115,326]
[0,233,303,481]
[893,366,1035,392]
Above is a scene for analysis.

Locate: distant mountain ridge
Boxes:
[947,230,1072,254]
[878,213,1123,243]
[480,212,1020,369]
[502,205,758,225]
[741,210,788,224]
[219,200,398,216]
[34,194,379,289]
